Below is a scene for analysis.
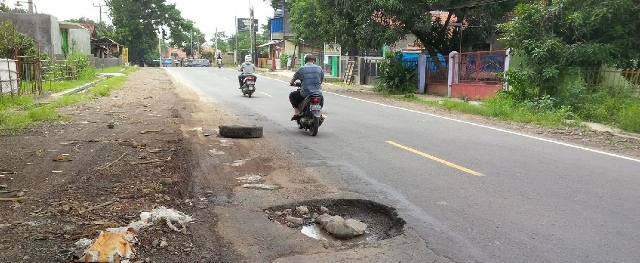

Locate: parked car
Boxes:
[186,59,210,67]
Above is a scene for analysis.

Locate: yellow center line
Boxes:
[386,141,484,176]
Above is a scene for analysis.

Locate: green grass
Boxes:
[95,66,139,74]
[0,67,134,131]
[391,94,581,129]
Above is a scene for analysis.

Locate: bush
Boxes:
[280,54,289,69]
[617,103,640,133]
[374,51,417,95]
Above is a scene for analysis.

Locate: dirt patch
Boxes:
[0,68,244,262]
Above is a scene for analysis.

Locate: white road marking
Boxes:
[259,92,272,97]
[328,92,640,164]
[177,68,639,163]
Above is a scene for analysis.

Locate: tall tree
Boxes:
[227,25,269,63]
[210,31,230,53]
[269,0,516,60]
[106,0,204,65]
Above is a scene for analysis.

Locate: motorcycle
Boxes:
[216,58,222,68]
[241,74,257,98]
[292,82,324,136]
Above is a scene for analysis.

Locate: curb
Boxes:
[50,76,107,97]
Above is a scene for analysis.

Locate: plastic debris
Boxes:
[82,228,135,263]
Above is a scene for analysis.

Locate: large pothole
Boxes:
[264,199,405,243]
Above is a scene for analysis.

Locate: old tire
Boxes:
[218,125,263,138]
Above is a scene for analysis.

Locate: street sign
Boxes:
[122,47,129,64]
[324,43,341,56]
[237,18,259,32]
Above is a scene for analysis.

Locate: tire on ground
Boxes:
[218,125,263,138]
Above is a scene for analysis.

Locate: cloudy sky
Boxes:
[12,0,275,41]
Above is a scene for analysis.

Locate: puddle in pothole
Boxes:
[301,223,373,243]
[265,198,405,244]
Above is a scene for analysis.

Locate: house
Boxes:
[267,2,320,69]
[385,11,505,53]
[90,37,122,59]
[0,12,90,58]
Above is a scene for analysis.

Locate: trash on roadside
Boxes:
[81,228,136,263]
[64,207,192,262]
[236,174,263,183]
[53,154,72,162]
[107,206,193,233]
[241,183,279,190]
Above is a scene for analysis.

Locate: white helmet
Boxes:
[244,55,252,63]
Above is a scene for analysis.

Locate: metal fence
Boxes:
[425,56,448,84]
[361,57,383,85]
[16,56,43,95]
[452,50,507,85]
[0,57,85,95]
[586,68,640,97]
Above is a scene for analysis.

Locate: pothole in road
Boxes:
[264,198,405,243]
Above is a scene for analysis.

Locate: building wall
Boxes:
[389,34,419,51]
[0,13,64,56]
[68,28,91,55]
[48,16,63,56]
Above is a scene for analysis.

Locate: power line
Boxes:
[93,2,108,23]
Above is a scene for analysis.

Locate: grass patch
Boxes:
[95,66,139,74]
[27,104,60,122]
[617,103,640,133]
[389,93,577,129]
[0,95,34,111]
[0,68,132,131]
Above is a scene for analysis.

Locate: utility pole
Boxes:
[158,26,162,67]
[214,27,218,56]
[190,29,193,59]
[93,3,107,23]
[234,16,238,64]
[250,6,257,65]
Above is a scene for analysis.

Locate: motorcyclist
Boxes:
[216,54,222,67]
[289,54,324,121]
[238,55,256,89]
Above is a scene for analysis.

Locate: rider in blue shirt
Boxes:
[289,54,324,120]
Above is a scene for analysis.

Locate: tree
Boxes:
[227,25,269,63]
[64,18,116,39]
[106,0,205,65]
[211,31,230,53]
[0,20,36,58]
[499,0,640,98]
[270,0,516,62]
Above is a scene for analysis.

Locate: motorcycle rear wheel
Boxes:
[309,116,319,136]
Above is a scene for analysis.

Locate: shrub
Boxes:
[375,51,417,95]
[617,103,640,133]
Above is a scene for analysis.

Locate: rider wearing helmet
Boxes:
[289,54,324,121]
[238,55,256,88]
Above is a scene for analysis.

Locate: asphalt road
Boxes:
[165,67,640,263]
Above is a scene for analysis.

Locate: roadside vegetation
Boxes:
[370,0,640,133]
[0,66,137,131]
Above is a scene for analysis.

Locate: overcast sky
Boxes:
[15,0,275,42]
